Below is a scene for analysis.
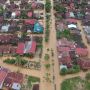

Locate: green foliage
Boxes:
[60,68,68,75]
[0,6,4,14]
[28,76,40,87]
[60,65,80,75]
[21,59,28,66]
[45,64,50,69]
[45,16,50,42]
[3,56,28,66]
[56,30,71,39]
[61,77,90,90]
[24,53,34,58]
[45,0,51,13]
[85,73,90,80]
[3,59,15,64]
[20,10,28,19]
[44,54,50,61]
[54,4,66,13]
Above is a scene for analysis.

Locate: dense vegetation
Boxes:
[28,76,40,87]
[61,77,90,90]
[45,0,51,13]
[60,65,80,75]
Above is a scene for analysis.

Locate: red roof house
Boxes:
[29,41,36,54]
[16,41,37,55]
[0,67,9,89]
[76,48,88,57]
[66,18,77,23]
[27,12,33,18]
[59,55,72,68]
[4,72,23,88]
[25,19,36,25]
[78,58,90,70]
[16,43,24,55]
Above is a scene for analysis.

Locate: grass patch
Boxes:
[61,77,90,90]
[27,76,40,88]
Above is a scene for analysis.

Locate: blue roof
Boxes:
[34,22,43,33]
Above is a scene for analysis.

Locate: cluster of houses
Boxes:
[0,67,23,90]
[54,0,90,70]
[0,66,39,90]
[0,0,45,56]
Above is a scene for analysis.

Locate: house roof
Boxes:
[29,41,36,54]
[59,55,72,68]
[69,12,75,18]
[78,58,90,69]
[0,67,9,89]
[12,83,21,90]
[32,84,39,90]
[16,43,24,55]
[68,24,77,28]
[57,38,75,48]
[57,47,70,52]
[66,18,77,23]
[34,22,43,32]
[76,48,88,57]
[4,72,23,87]
[27,12,33,17]
[16,41,36,55]
[25,19,36,25]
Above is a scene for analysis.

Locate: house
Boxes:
[0,45,16,55]
[76,48,88,57]
[69,12,75,18]
[1,24,10,32]
[34,22,43,33]
[27,11,33,18]
[25,19,36,25]
[60,65,67,70]
[68,24,77,29]
[57,38,75,48]
[66,18,77,24]
[4,72,23,89]
[11,11,20,18]
[32,84,39,90]
[16,41,37,55]
[69,28,81,35]
[58,54,72,68]
[0,67,9,89]
[16,43,24,55]
[12,83,21,90]
[35,0,45,4]
[57,38,88,68]
[78,58,90,70]
[0,34,18,44]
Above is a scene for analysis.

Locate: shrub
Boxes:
[4,59,15,64]
[45,0,51,13]
[45,64,50,69]
[44,54,50,61]
[21,59,28,66]
[60,68,68,75]
[28,76,40,87]
[85,73,90,80]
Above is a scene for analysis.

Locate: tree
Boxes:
[54,4,66,13]
[44,54,50,61]
[15,55,22,66]
[60,68,67,75]
[45,0,51,13]
[45,64,50,70]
